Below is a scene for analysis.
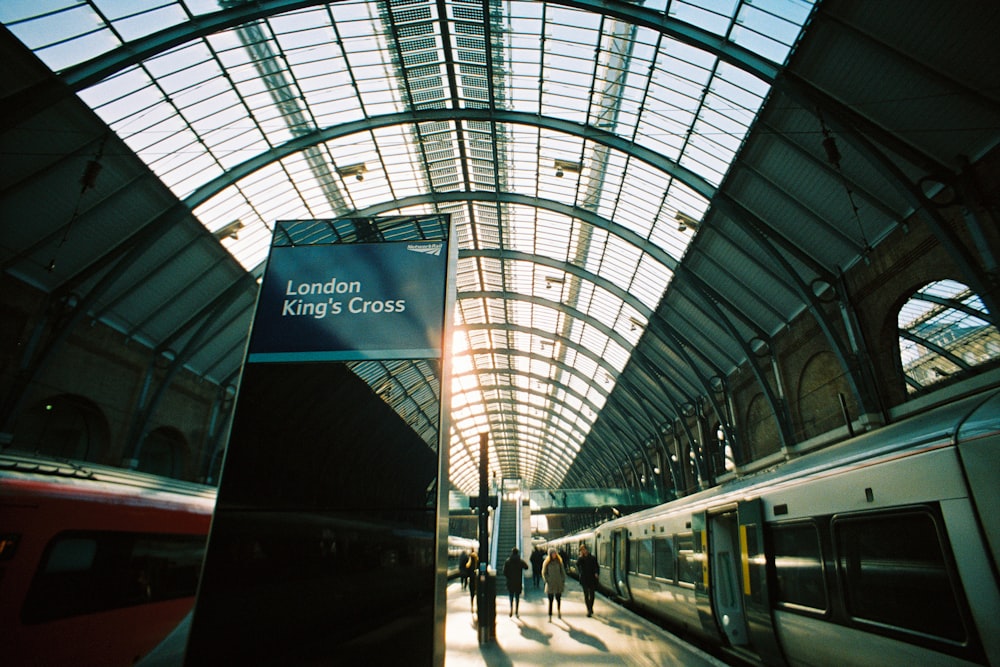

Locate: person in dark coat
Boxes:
[576,543,599,616]
[502,547,529,617]
[530,546,545,589]
[460,550,470,590]
[466,551,479,611]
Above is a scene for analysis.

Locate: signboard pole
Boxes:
[477,431,496,642]
[185,217,454,666]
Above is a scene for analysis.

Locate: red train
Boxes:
[0,452,216,666]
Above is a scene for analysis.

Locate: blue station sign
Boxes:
[247,240,448,362]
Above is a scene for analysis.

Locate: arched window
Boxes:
[137,427,188,478]
[12,395,110,461]
[898,280,1000,394]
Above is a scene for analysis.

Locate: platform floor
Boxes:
[138,580,729,666]
[445,579,729,667]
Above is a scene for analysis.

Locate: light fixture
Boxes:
[750,336,770,356]
[554,159,582,178]
[336,162,367,182]
[213,219,244,240]
[545,276,565,289]
[675,211,700,232]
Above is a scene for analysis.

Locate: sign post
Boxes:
[476,432,496,642]
[185,217,454,666]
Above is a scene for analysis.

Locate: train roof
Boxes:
[0,450,218,509]
[595,386,1000,531]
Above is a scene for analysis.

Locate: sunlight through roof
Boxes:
[1,0,816,493]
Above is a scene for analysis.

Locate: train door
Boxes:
[738,498,786,665]
[612,528,629,599]
[709,508,749,647]
[691,512,719,639]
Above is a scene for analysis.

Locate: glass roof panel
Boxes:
[4,5,121,70]
[1,0,816,494]
[731,0,813,64]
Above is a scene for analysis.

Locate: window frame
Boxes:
[830,506,972,645]
[653,535,676,583]
[768,519,829,615]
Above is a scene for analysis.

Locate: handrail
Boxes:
[490,497,501,570]
[514,498,522,557]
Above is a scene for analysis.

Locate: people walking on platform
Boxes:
[530,546,545,589]
[542,548,566,620]
[466,551,479,611]
[502,547,529,617]
[577,543,599,617]
[460,550,470,590]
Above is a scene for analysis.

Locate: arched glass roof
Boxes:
[2,0,818,494]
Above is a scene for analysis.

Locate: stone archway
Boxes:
[12,394,110,462]
[744,393,779,462]
[137,426,189,478]
[796,351,853,441]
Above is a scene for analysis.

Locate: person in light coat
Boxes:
[541,548,566,620]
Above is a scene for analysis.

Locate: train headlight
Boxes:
[0,534,19,560]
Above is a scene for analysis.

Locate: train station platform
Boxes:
[445,579,728,667]
[137,579,728,666]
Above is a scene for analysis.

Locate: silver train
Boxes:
[549,387,1000,666]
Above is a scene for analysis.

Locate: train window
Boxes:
[771,522,827,611]
[834,511,966,642]
[45,537,98,572]
[637,539,654,576]
[677,534,699,585]
[628,540,639,574]
[21,530,206,624]
[599,541,611,567]
[654,537,675,581]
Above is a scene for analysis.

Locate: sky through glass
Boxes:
[1,0,816,493]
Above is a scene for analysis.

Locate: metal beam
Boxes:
[185,109,715,211]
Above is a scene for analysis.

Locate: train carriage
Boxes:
[0,453,216,667]
[589,388,1000,666]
